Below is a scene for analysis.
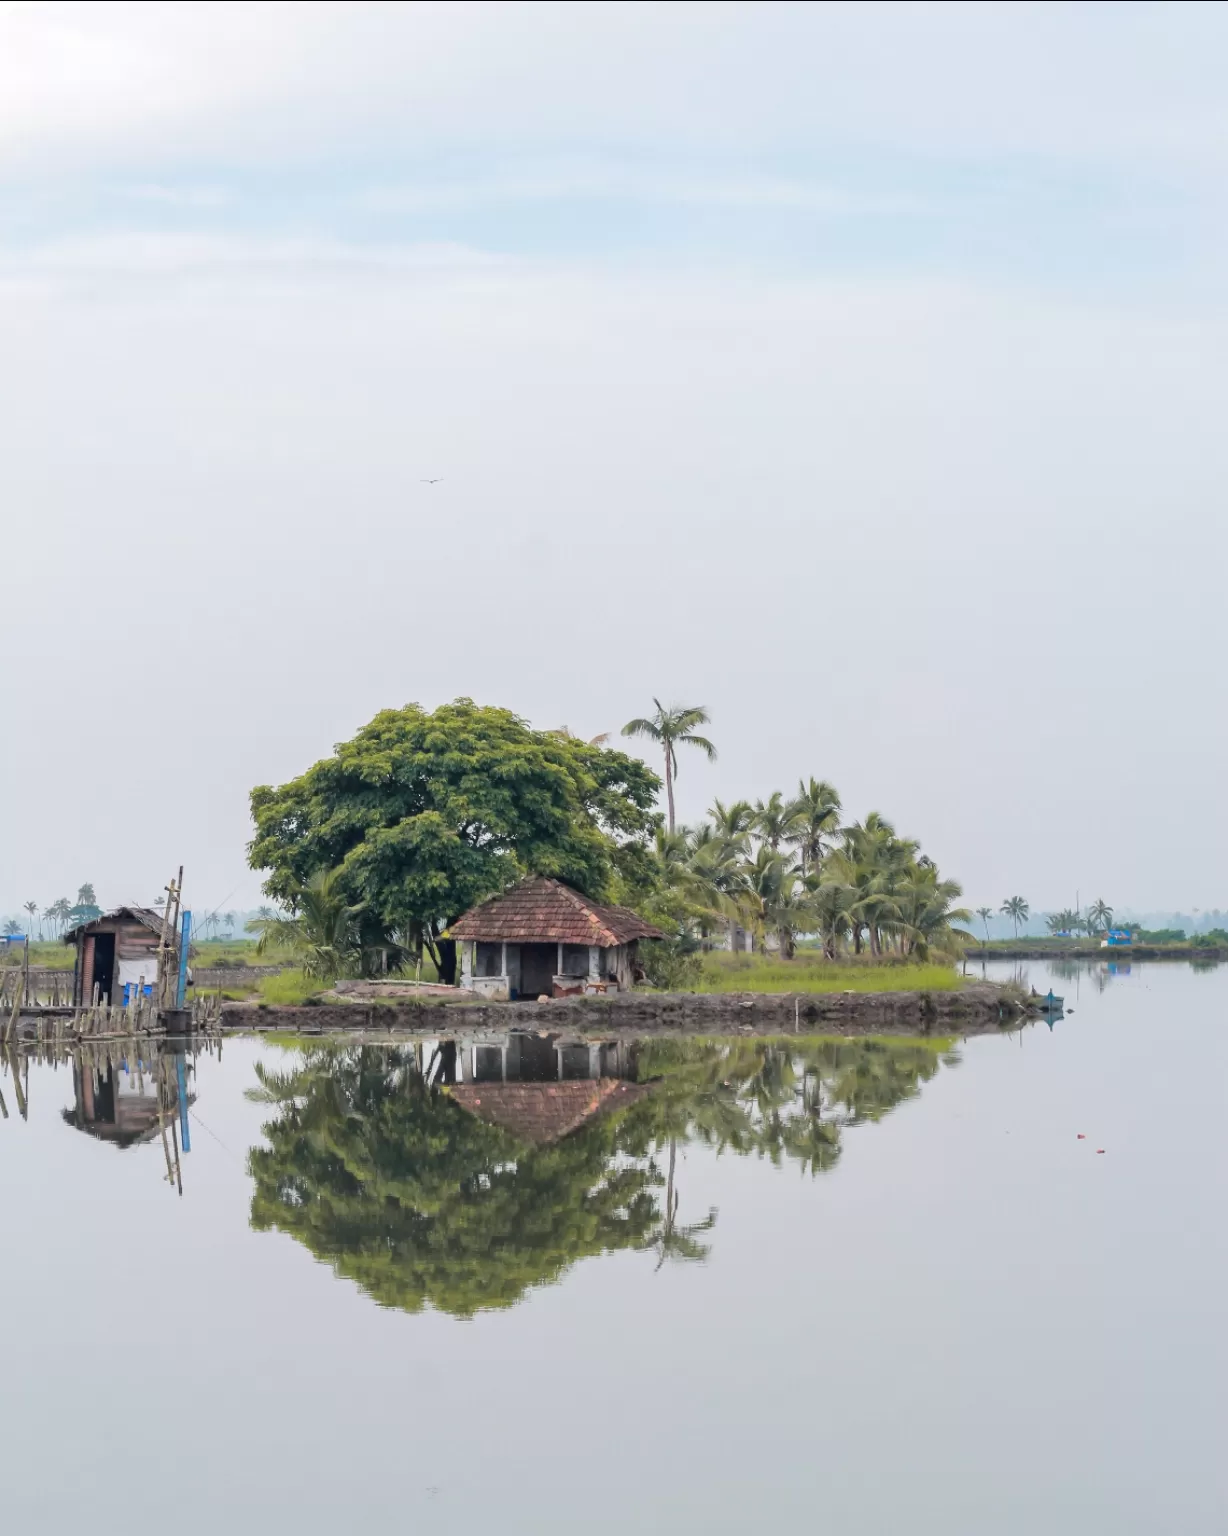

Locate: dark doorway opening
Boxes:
[515,1031,560,1082]
[519,943,556,1000]
[92,934,116,1004]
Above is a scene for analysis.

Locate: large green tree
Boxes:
[249,699,661,980]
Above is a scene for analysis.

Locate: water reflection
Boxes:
[247,1031,957,1316]
[1,1037,206,1194]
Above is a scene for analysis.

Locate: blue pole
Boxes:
[176,1054,191,1153]
[176,910,191,1008]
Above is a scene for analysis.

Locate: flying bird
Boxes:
[421,477,444,484]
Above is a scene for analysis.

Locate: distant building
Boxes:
[447,876,663,1000]
[1102,929,1133,948]
[63,906,174,1006]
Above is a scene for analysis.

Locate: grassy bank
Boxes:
[693,952,961,994]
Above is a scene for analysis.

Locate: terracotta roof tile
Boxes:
[447,877,662,946]
[449,1079,649,1146]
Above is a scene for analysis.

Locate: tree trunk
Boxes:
[437,938,458,986]
[664,746,675,834]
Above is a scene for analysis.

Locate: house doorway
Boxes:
[518,943,556,1000]
[92,934,116,1004]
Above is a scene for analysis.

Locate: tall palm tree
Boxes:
[1088,898,1113,934]
[786,778,842,877]
[1000,895,1029,938]
[975,906,993,945]
[622,700,716,834]
[23,901,38,939]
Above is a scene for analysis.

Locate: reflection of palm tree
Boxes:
[643,1137,716,1270]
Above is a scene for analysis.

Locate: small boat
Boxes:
[1029,988,1064,1012]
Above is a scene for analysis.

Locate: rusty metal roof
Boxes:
[447,877,663,946]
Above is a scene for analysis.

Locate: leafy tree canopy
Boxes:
[248,699,661,948]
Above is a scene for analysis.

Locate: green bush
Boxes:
[639,938,703,991]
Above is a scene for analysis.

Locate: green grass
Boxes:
[693,951,962,994]
[253,968,331,1005]
[2,940,74,970]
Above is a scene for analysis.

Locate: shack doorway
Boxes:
[92,934,116,1004]
[519,943,556,1000]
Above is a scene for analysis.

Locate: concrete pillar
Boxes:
[461,942,473,982]
[500,941,507,977]
[588,946,600,981]
[557,942,564,976]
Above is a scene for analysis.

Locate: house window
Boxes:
[561,944,589,976]
[476,942,503,977]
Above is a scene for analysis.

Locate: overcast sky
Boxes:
[2,1,1226,921]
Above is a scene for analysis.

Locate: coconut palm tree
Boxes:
[1088,898,1113,934]
[622,700,717,834]
[809,877,856,959]
[786,778,842,877]
[709,797,755,846]
[753,790,800,853]
[1000,895,1029,938]
[739,845,788,953]
[23,901,39,938]
[250,867,368,980]
[976,906,994,945]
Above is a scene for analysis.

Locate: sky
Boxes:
[2,0,1227,922]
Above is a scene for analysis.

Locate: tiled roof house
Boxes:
[448,877,662,1000]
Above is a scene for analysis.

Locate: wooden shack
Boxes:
[64,906,174,1007]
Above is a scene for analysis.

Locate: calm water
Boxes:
[3,959,1226,1533]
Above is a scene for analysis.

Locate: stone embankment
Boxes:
[220,982,1019,1039]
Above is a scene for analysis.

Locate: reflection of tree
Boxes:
[247,1046,660,1318]
[623,1036,951,1176]
[246,1035,955,1318]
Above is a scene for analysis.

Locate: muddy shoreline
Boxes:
[219,983,1021,1040]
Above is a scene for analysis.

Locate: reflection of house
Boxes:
[65,1053,192,1148]
[449,877,662,1000]
[450,1031,648,1145]
[462,1030,639,1084]
[63,907,173,1006]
